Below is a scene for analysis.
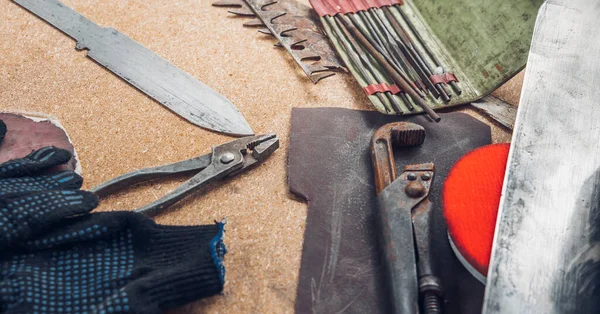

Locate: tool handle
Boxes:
[134,161,241,217]
[377,178,421,314]
[413,200,435,276]
[413,200,444,313]
[90,154,212,197]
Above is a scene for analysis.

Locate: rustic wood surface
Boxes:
[484,1,600,313]
[471,96,518,130]
[1,0,520,312]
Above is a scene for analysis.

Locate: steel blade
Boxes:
[13,0,254,136]
[484,0,600,313]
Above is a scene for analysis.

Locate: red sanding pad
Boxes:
[442,143,510,282]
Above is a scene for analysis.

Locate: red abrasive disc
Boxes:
[442,143,510,283]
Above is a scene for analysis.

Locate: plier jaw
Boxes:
[212,134,279,171]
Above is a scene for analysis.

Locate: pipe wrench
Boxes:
[371,122,443,314]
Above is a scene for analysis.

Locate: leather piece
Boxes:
[289,108,491,314]
[0,113,77,172]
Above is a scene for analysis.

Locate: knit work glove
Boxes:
[0,135,226,314]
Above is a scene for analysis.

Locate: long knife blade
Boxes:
[13,0,254,136]
[484,0,600,313]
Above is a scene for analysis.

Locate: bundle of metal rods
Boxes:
[311,0,462,122]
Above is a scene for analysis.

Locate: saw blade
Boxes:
[14,0,254,136]
[213,0,346,83]
[483,0,600,313]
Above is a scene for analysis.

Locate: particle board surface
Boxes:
[0,0,519,313]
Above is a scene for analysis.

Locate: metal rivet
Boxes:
[407,173,417,181]
[421,173,431,181]
[405,182,426,198]
[220,153,235,164]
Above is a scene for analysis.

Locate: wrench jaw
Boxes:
[391,124,426,148]
[405,163,435,173]
[371,122,427,194]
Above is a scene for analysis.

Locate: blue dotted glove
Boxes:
[0,146,96,250]
[0,126,226,314]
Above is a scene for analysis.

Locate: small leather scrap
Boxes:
[0,112,79,173]
[289,108,491,314]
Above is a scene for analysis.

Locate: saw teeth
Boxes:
[212,0,245,7]
[213,0,346,83]
[262,11,286,23]
[323,63,348,72]
[290,43,305,51]
[307,65,332,74]
[310,72,336,83]
[258,29,273,35]
[243,19,265,27]
[279,28,297,37]
[298,52,320,61]
[291,39,308,46]
[260,1,279,10]
[228,8,255,16]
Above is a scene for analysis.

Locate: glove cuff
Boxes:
[129,220,227,312]
[145,221,227,282]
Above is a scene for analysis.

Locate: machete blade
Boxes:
[484,0,600,313]
[13,0,254,137]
